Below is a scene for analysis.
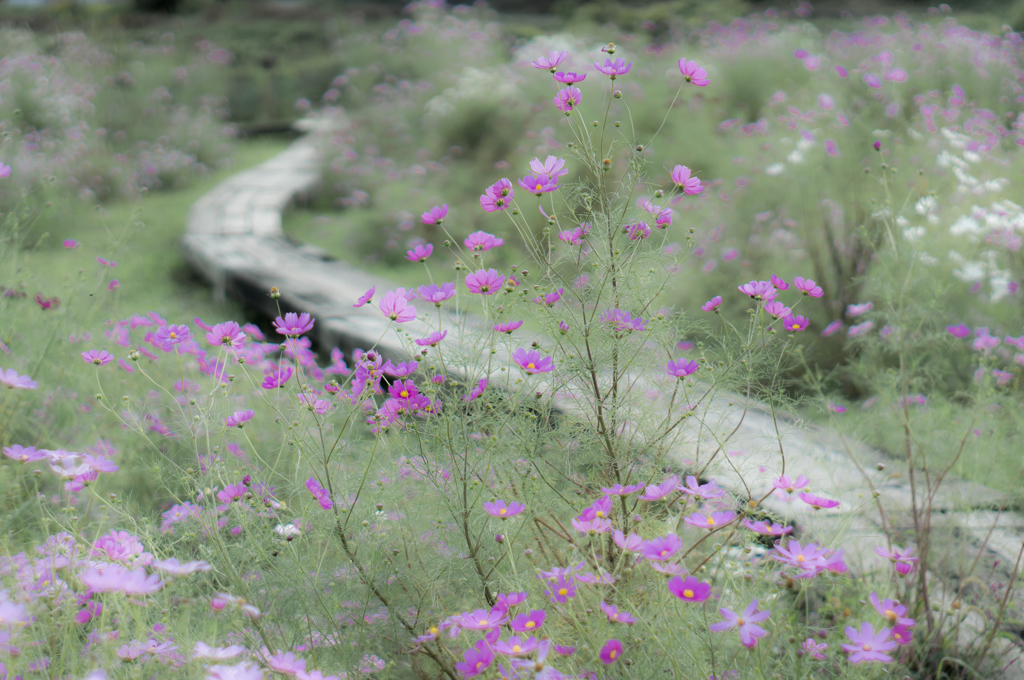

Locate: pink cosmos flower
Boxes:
[842,622,897,663]
[869,592,915,627]
[680,476,725,499]
[379,291,416,323]
[484,500,525,519]
[554,87,581,113]
[847,302,873,317]
[465,269,505,295]
[519,173,559,195]
[683,511,736,530]
[455,640,494,677]
[494,636,540,656]
[626,221,651,240]
[665,357,700,379]
[63,238,78,248]
[802,638,828,660]
[571,517,613,534]
[82,350,114,366]
[263,651,307,675]
[224,409,254,428]
[510,610,545,633]
[82,566,163,594]
[638,475,680,501]
[599,639,623,664]
[594,58,632,78]
[193,642,245,660]
[513,349,553,374]
[612,530,644,552]
[671,165,703,195]
[416,283,455,307]
[642,534,682,561]
[709,599,771,648]
[602,483,644,495]
[763,300,791,319]
[480,178,513,212]
[821,320,843,337]
[494,320,523,334]
[553,71,586,84]
[261,365,293,389]
[530,156,568,177]
[531,50,568,71]
[799,492,840,510]
[406,244,433,262]
[678,59,709,86]
[543,575,577,603]
[794,276,824,297]
[354,286,375,308]
[109,279,120,292]
[414,330,448,347]
[459,608,508,631]
[3,444,48,462]
[421,204,447,225]
[464,378,487,402]
[155,324,192,347]
[783,315,810,332]
[306,478,333,510]
[465,231,505,251]
[738,280,777,301]
[773,539,831,576]
[273,313,315,336]
[207,321,247,349]
[667,575,712,602]
[702,296,722,312]
[600,602,636,625]
[742,519,793,536]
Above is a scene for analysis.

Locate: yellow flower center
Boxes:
[169,332,177,339]
[737,617,745,626]
[558,588,567,596]
[609,650,617,659]
[885,609,896,621]
[796,555,805,563]
[400,390,409,398]
[499,508,507,515]
[683,589,694,598]
[478,619,488,625]
[512,645,521,652]
[660,550,668,557]
[476,662,484,670]
[429,627,438,635]
[706,516,715,526]
[863,644,872,651]
[535,183,543,191]
[596,510,605,517]
[527,363,536,369]
[526,621,535,628]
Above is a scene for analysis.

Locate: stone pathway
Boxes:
[183,120,1024,675]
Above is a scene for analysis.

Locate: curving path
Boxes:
[183,119,1024,675]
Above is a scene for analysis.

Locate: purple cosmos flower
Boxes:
[261,365,293,389]
[875,544,918,570]
[794,276,824,297]
[890,625,914,646]
[773,475,810,494]
[594,58,631,78]
[224,409,254,428]
[81,566,163,595]
[946,324,971,338]
[772,539,830,575]
[638,475,680,501]
[738,280,778,301]
[599,639,623,664]
[510,610,545,633]
[82,350,114,366]
[414,330,448,347]
[519,173,560,195]
[799,492,840,510]
[743,519,792,536]
[494,320,523,334]
[543,575,577,603]
[406,244,433,262]
[641,534,682,561]
[667,575,712,602]
[709,599,771,648]
[678,59,709,85]
[414,284,455,309]
[666,358,699,378]
[354,286,375,308]
[273,313,314,336]
[465,269,505,294]
[683,511,736,530]
[379,291,416,323]
[513,349,553,374]
[464,378,487,402]
[554,87,582,113]
[156,324,192,347]
[480,178,514,212]
[763,301,791,319]
[671,165,703,195]
[465,231,505,252]
[494,636,540,656]
[702,296,722,312]
[553,71,586,84]
[847,302,873,316]
[802,638,828,660]
[571,517,613,534]
[783,315,810,332]
[531,50,568,72]
[532,288,564,307]
[680,476,725,499]
[602,483,644,495]
[456,640,494,677]
[207,321,247,349]
[612,530,644,552]
[600,602,636,625]
[484,500,526,519]
[421,204,447,225]
[0,163,10,178]
[459,608,508,631]
[842,622,896,663]
[305,478,333,510]
[869,592,915,627]
[821,319,843,337]
[3,445,48,462]
[531,156,568,177]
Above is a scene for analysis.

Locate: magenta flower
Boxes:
[772,539,830,575]
[414,330,448,346]
[261,365,293,389]
[494,636,540,656]
[601,308,647,332]
[273,313,314,336]
[842,622,897,663]
[480,178,513,212]
[602,483,644,495]
[799,492,840,510]
[531,50,568,72]
[379,291,417,323]
[670,165,703,195]
[224,409,254,428]
[571,516,612,534]
[702,296,722,312]
[406,243,433,262]
[510,610,545,633]
[494,320,523,334]
[455,640,494,677]
[464,378,487,402]
[207,321,247,349]
[156,324,192,347]
[612,530,643,552]
[680,476,725,499]
[63,238,78,248]
[773,475,809,494]
[641,534,682,562]
[513,348,553,374]
[82,350,114,366]
[626,221,650,240]
[678,58,709,86]
[554,87,582,113]
[465,231,505,251]
[738,280,777,301]
[594,58,631,78]
[465,268,505,295]
[794,276,824,297]
[354,286,375,308]
[553,71,586,84]
[802,638,829,659]
[683,511,736,530]
[667,575,712,603]
[638,475,680,501]
[783,315,810,332]
[543,575,577,603]
[3,445,47,462]
[484,499,525,519]
[459,608,508,631]
[890,625,914,645]
[599,639,623,664]
[531,156,568,177]
[821,319,843,337]
[869,592,915,627]
[875,544,918,572]
[519,173,560,195]
[666,358,699,378]
[306,478,333,510]
[600,602,636,625]
[81,566,163,595]
[946,324,971,338]
[416,283,455,307]
[709,599,771,648]
[421,204,448,225]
